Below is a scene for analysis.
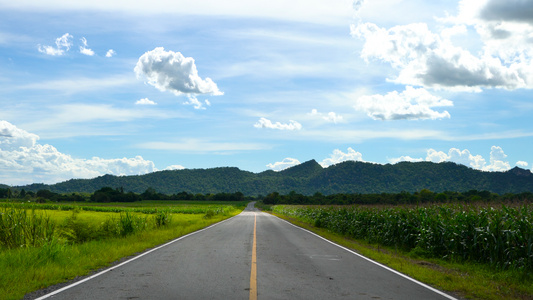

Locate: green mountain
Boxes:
[12,161,533,196]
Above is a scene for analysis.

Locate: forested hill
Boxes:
[13,160,533,196]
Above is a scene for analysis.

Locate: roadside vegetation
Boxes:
[0,201,245,300]
[265,202,533,300]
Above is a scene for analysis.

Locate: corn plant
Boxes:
[119,212,148,236]
[274,204,533,271]
[153,209,173,227]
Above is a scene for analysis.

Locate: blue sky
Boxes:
[0,0,532,185]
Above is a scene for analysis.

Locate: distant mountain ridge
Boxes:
[11,160,533,196]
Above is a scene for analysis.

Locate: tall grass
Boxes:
[0,204,231,248]
[273,204,533,271]
[0,205,55,248]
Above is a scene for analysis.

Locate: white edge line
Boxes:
[34,215,238,300]
[273,214,459,300]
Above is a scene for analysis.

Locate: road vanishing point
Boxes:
[35,202,459,300]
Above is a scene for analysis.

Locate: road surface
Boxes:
[35,202,458,300]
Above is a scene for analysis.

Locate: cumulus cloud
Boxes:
[389,156,424,164]
[426,148,487,170]
[392,146,512,172]
[485,145,511,171]
[0,121,156,185]
[456,0,533,67]
[38,33,72,56]
[163,164,186,171]
[106,49,116,58]
[266,157,300,171]
[320,147,363,167]
[351,1,533,91]
[516,161,529,168]
[135,98,157,105]
[309,109,344,123]
[354,86,452,120]
[134,47,222,96]
[254,117,302,130]
[477,0,533,24]
[0,120,39,151]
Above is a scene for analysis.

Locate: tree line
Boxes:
[2,186,532,205]
[260,189,533,205]
[0,187,247,203]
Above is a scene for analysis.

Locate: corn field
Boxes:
[273,204,533,271]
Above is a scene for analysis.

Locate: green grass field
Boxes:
[0,201,245,300]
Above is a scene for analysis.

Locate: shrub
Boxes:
[153,209,172,227]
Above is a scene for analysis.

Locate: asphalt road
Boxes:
[36,202,458,300]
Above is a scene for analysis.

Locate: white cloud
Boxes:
[386,146,515,172]
[426,148,487,170]
[0,120,39,151]
[79,37,94,56]
[309,109,344,123]
[38,33,72,56]
[183,95,210,110]
[478,0,533,23]
[266,157,300,171]
[354,86,452,120]
[395,146,512,172]
[163,164,186,171]
[320,147,363,167]
[389,155,424,164]
[484,145,511,171]
[106,49,116,58]
[84,156,156,177]
[254,117,302,130]
[134,47,222,96]
[136,98,157,105]
[516,161,529,168]
[351,2,533,92]
[425,149,450,163]
[0,121,156,185]
[455,0,533,69]
[79,48,94,56]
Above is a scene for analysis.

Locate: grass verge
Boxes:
[1,208,242,300]
[270,212,533,300]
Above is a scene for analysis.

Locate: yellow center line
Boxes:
[249,213,257,300]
